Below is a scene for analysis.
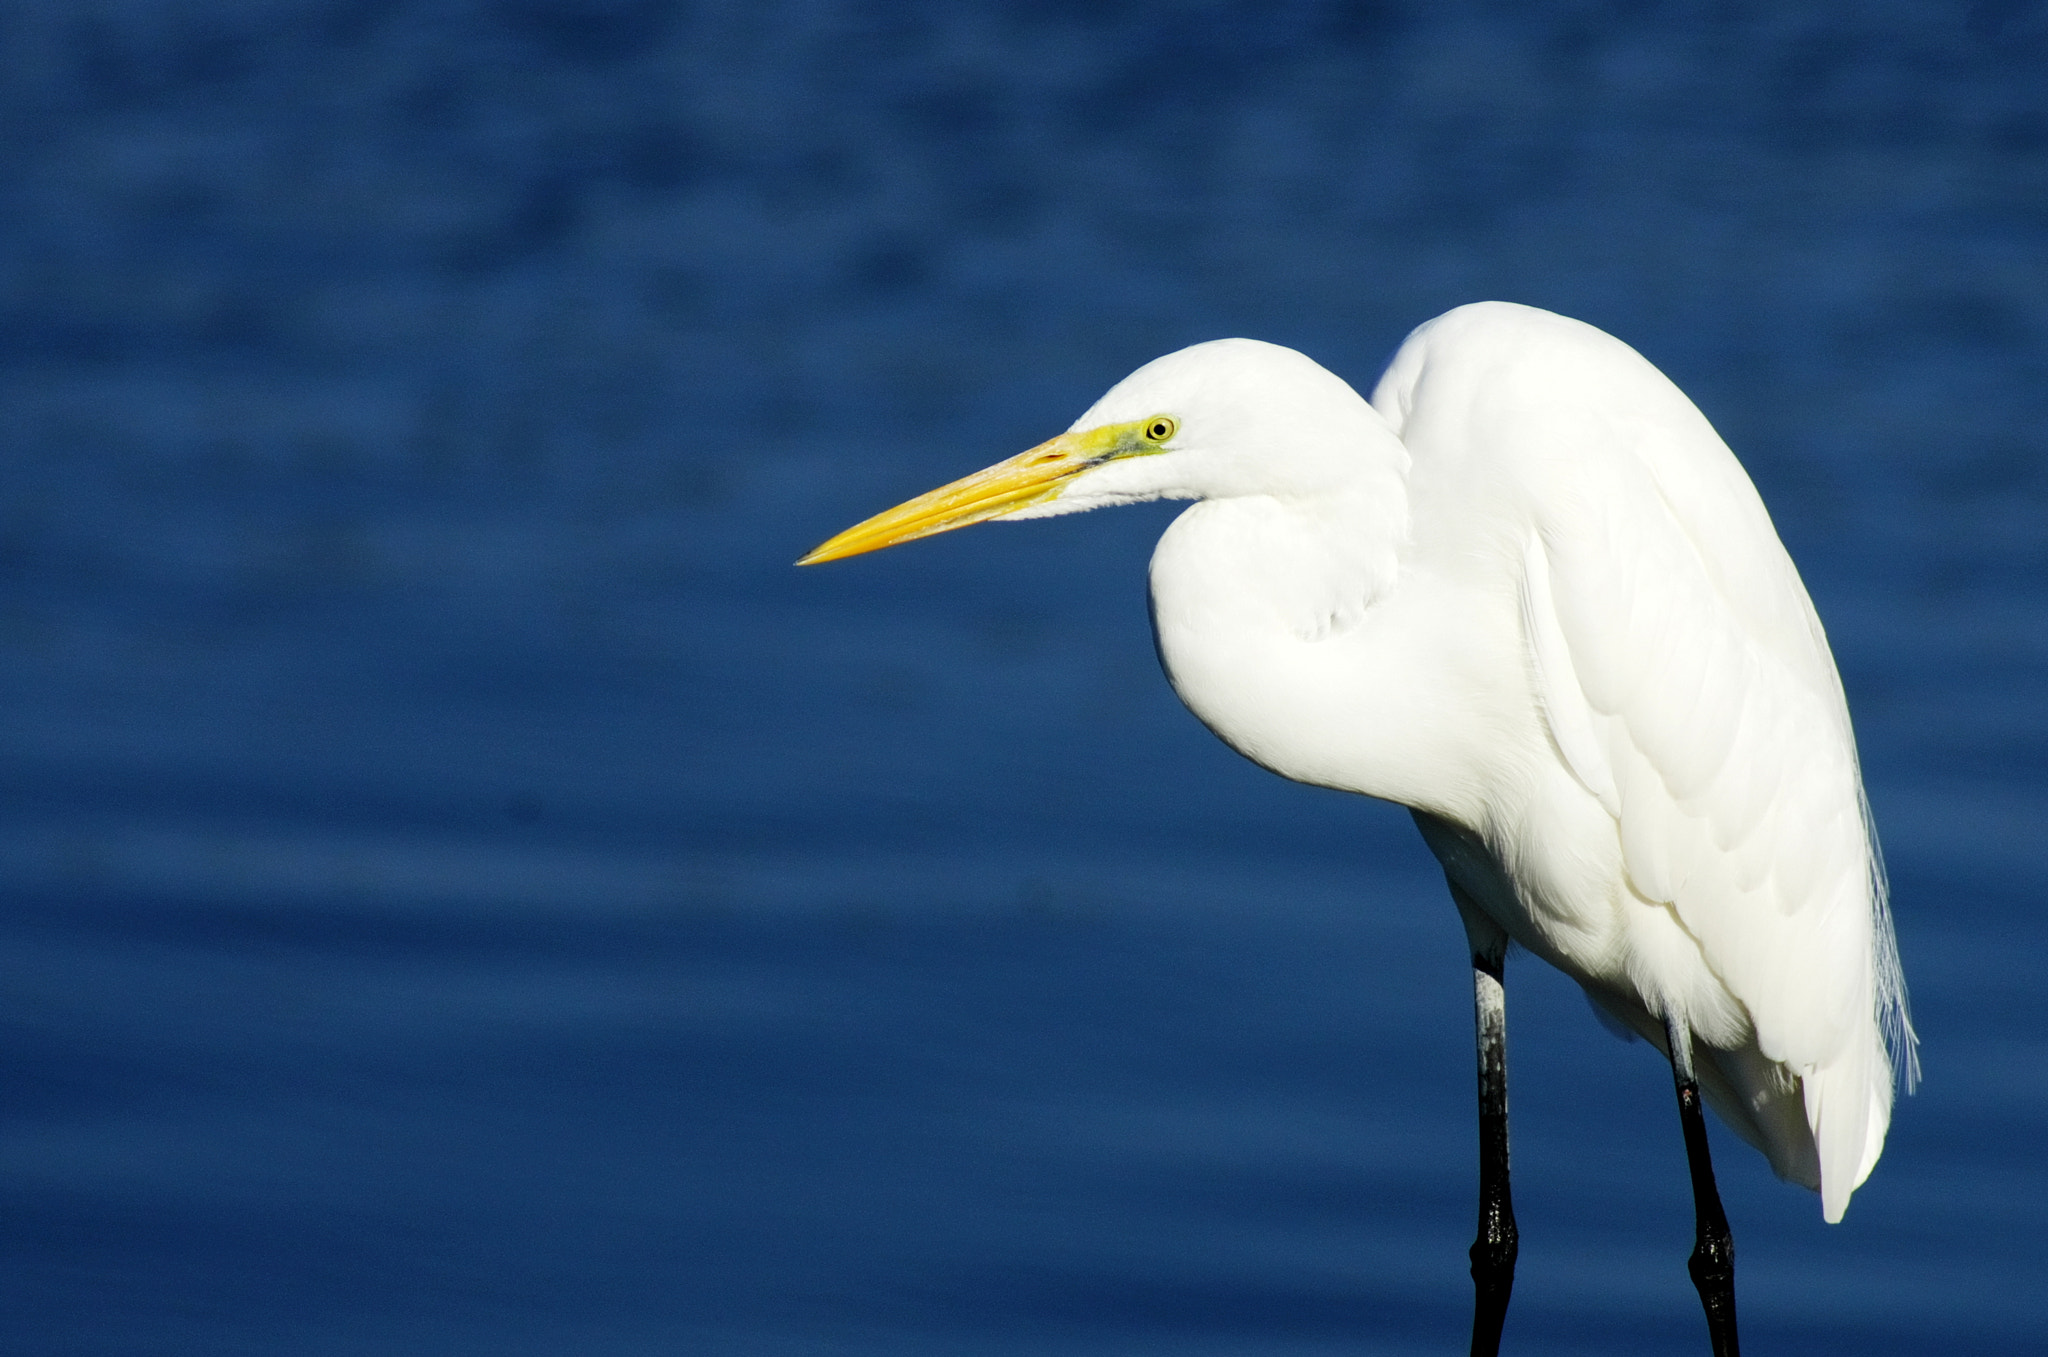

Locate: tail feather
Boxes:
[1803,1033,1893,1223]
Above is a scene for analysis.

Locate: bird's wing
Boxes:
[1376,303,1904,1218]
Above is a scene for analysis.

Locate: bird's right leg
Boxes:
[1447,884,1517,1357]
[1666,1018,1739,1357]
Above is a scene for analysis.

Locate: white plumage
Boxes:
[803,301,1916,1227]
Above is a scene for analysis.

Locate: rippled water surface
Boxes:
[3,3,2044,1353]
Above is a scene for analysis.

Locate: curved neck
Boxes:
[1146,462,1500,813]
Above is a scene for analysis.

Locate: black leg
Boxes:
[1666,1019,1739,1357]
[1469,952,1517,1357]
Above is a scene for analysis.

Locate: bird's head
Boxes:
[798,338,1397,565]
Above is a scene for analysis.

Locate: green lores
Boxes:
[797,415,1179,565]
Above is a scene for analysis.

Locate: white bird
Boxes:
[800,302,1916,1356]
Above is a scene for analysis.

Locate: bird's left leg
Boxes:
[1451,888,1516,1357]
[1666,1018,1739,1357]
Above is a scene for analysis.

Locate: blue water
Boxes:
[3,3,2044,1352]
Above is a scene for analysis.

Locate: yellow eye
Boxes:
[1143,416,1178,443]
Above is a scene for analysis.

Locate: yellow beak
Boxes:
[797,422,1146,565]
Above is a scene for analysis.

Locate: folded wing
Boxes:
[1378,303,1913,1221]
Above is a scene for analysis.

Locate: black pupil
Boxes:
[1150,421,1169,439]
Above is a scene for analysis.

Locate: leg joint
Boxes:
[1470,1218,1519,1279]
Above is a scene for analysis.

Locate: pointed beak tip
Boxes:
[795,428,1110,572]
[794,536,865,567]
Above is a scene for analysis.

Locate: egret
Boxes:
[799,302,1915,1355]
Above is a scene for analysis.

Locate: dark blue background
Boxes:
[3,2,2043,1352]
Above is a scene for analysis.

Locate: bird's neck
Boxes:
[1154,483,1406,641]
[1147,467,1487,811]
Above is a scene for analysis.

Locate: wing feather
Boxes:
[1380,303,1915,1220]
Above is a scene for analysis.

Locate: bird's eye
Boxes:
[1143,416,1178,443]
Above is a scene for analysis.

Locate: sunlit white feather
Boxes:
[1014,302,1914,1222]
